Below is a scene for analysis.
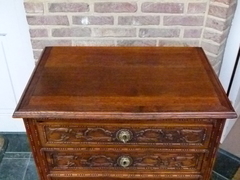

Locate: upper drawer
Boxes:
[36,119,213,148]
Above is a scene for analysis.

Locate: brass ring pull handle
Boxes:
[117,156,133,168]
[116,129,133,143]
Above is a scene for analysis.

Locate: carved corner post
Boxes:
[24,119,49,180]
[203,119,226,180]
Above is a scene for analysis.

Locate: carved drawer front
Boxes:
[36,120,212,148]
[49,176,202,180]
[43,148,205,173]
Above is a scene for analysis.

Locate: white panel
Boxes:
[221,57,240,142]
[219,2,240,92]
[0,0,35,132]
[0,115,26,132]
[0,0,35,101]
[219,2,240,142]
[0,36,16,109]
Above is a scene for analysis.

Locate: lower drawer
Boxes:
[43,148,206,172]
[50,178,201,180]
[48,175,202,180]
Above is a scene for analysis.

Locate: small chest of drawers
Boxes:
[13,47,236,180]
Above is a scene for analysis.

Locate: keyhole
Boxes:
[117,129,132,143]
[118,156,132,168]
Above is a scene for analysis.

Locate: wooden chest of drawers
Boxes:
[13,47,236,180]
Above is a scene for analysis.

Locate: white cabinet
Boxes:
[0,36,17,111]
[0,0,34,131]
[219,2,240,142]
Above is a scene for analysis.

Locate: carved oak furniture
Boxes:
[13,47,236,180]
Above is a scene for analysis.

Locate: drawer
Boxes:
[43,148,205,173]
[49,176,202,180]
[36,120,213,148]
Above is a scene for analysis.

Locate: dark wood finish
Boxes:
[13,47,237,180]
[14,47,236,119]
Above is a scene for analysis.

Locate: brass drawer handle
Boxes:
[117,156,133,168]
[116,129,133,143]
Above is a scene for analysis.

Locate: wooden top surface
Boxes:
[13,47,236,119]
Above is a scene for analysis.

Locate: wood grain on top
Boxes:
[13,47,236,119]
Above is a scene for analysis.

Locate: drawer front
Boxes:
[37,120,212,148]
[49,176,202,180]
[43,148,205,172]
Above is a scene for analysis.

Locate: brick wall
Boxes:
[24,0,237,73]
